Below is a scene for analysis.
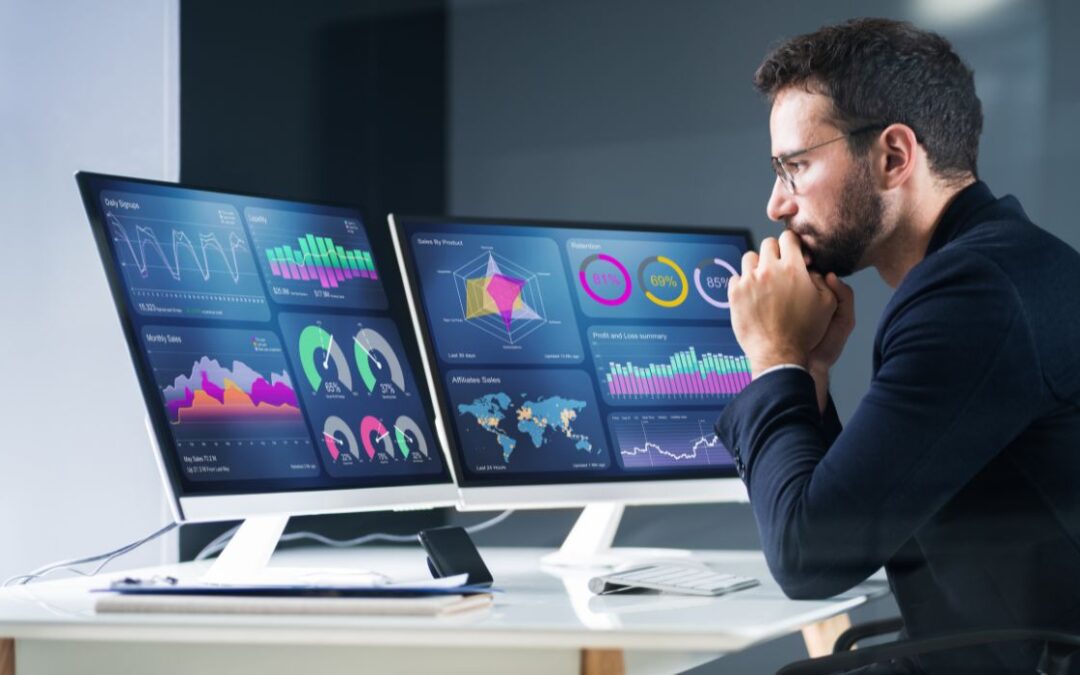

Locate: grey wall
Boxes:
[448,0,1076,670]
[0,0,179,581]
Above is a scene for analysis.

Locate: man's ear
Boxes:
[876,123,918,190]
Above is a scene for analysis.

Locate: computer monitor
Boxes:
[76,172,457,581]
[390,215,752,565]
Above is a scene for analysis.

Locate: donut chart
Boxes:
[637,255,688,308]
[578,253,632,306]
[693,257,738,309]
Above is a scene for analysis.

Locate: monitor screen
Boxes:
[77,173,450,502]
[393,216,752,488]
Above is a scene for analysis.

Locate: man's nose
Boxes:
[766,177,797,223]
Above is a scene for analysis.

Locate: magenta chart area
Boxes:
[103,191,270,322]
[609,412,732,470]
[141,325,319,482]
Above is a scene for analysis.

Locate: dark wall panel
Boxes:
[179,0,449,559]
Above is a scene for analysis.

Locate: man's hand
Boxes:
[728,230,838,378]
[806,273,855,412]
[808,273,855,373]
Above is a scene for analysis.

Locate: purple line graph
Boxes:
[609,413,733,470]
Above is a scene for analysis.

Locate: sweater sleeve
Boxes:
[715,250,1043,599]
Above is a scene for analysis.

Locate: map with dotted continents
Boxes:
[457,393,595,463]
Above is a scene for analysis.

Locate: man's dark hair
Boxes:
[754,18,982,181]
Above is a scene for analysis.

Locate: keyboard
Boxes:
[587,563,760,597]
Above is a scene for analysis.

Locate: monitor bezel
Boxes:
[389,213,752,505]
[75,171,458,523]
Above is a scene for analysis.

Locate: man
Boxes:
[715,18,1080,674]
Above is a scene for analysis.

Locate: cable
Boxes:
[193,523,242,562]
[194,510,515,562]
[3,522,177,588]
[4,511,515,587]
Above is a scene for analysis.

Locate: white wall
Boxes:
[0,0,179,581]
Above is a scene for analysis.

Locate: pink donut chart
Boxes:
[578,253,632,306]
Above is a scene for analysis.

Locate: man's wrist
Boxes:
[750,350,808,379]
[808,364,830,413]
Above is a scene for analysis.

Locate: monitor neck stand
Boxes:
[201,516,291,585]
[540,503,692,568]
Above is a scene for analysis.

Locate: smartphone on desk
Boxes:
[418,526,494,588]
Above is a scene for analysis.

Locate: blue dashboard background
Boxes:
[399,218,751,487]
[80,174,450,497]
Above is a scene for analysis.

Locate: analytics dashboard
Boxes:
[79,174,449,497]
[395,217,752,486]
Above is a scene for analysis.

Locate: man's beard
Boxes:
[792,158,884,277]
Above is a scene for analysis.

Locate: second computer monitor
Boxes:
[391,215,752,509]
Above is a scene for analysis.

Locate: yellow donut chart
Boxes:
[637,255,689,308]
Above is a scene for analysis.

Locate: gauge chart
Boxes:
[353,326,406,396]
[393,415,429,459]
[322,415,362,466]
[360,415,396,462]
[298,324,354,396]
[355,414,432,465]
[278,312,442,477]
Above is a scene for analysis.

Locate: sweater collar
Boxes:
[924,180,1025,256]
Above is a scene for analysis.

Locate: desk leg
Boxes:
[581,648,625,675]
[0,638,13,675]
[801,612,851,658]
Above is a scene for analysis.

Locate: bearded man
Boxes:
[716,18,1080,674]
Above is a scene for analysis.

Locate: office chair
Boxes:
[777,617,1080,675]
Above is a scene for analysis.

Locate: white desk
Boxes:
[0,547,889,675]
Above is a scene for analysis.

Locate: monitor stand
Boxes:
[201,515,290,585]
[540,503,692,568]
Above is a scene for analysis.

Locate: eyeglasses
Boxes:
[770,124,885,194]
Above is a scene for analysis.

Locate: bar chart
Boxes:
[265,233,378,289]
[588,325,750,406]
[245,206,387,310]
